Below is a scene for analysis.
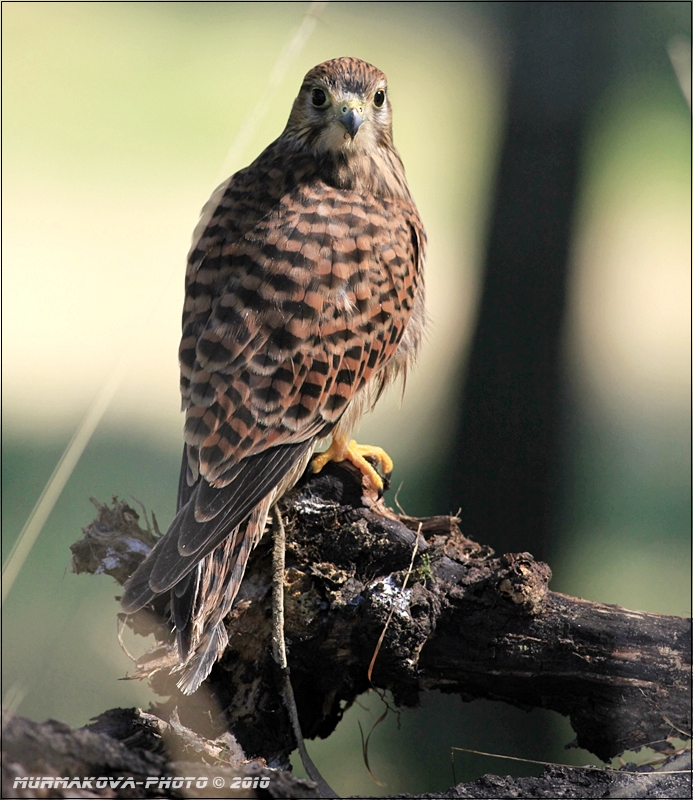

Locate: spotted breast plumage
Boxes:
[121,57,426,694]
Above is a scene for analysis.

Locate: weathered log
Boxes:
[3,709,690,799]
[1,708,319,798]
[69,462,691,778]
[403,752,692,799]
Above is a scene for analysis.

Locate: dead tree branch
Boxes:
[3,709,690,799]
[61,462,692,797]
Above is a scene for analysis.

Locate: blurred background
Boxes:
[2,2,690,795]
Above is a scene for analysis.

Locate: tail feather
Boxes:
[175,623,229,696]
[171,496,273,691]
[121,440,315,693]
[172,569,199,662]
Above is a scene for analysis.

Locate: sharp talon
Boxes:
[311,435,393,491]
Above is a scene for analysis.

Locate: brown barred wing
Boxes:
[179,180,424,489]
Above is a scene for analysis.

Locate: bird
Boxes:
[121,57,426,694]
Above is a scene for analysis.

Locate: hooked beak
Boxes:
[339,107,363,139]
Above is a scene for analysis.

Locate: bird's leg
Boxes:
[311,433,393,491]
[271,506,338,798]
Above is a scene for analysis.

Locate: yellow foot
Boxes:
[311,434,393,491]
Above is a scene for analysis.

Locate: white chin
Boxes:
[317,125,364,154]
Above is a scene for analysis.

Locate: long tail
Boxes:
[121,440,315,694]
[172,493,273,695]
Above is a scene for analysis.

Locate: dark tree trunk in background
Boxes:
[439,2,614,559]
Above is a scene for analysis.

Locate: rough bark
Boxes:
[3,709,690,799]
[63,462,692,797]
[1,708,319,798]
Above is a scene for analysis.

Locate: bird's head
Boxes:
[284,57,392,155]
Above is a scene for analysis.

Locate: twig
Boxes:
[271,506,338,799]
[450,746,692,775]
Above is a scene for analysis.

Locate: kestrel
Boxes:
[122,57,426,694]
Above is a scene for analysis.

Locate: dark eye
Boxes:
[373,89,386,108]
[311,88,328,107]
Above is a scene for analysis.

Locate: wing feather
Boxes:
[120,440,313,612]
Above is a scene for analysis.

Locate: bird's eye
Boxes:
[311,88,328,107]
[373,89,386,108]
